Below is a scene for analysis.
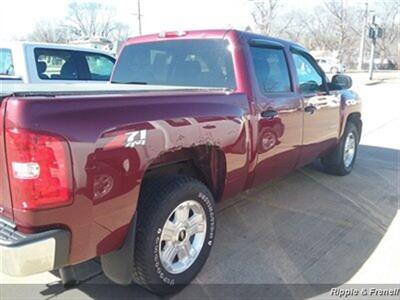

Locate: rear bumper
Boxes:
[0,218,69,276]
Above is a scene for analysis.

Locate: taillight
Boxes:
[6,128,72,210]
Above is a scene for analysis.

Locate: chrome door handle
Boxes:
[261,110,278,120]
[304,105,317,114]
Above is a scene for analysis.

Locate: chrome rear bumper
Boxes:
[0,218,69,276]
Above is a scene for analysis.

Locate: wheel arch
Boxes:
[141,145,227,202]
[343,112,362,141]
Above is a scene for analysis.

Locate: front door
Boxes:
[249,43,303,185]
[290,50,341,166]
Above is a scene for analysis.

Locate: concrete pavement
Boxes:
[1,72,399,299]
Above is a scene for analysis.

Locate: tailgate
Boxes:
[0,97,13,221]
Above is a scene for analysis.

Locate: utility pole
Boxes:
[357,1,368,71]
[368,15,382,80]
[137,0,143,35]
[368,35,376,80]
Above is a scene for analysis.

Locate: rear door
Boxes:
[249,41,303,185]
[290,49,340,165]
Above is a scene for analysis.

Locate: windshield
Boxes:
[0,48,15,76]
[112,39,236,89]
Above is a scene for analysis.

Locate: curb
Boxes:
[364,79,384,86]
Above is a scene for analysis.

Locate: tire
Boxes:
[322,122,359,176]
[131,175,216,295]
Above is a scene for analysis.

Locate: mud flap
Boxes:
[100,216,137,285]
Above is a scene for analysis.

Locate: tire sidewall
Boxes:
[150,184,216,288]
[340,123,359,173]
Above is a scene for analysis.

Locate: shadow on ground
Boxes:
[2,145,398,300]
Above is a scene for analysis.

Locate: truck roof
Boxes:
[0,41,114,57]
[124,29,306,51]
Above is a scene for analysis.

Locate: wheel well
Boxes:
[142,146,226,201]
[346,112,362,140]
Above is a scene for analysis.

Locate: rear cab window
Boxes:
[112,39,236,89]
[34,48,115,81]
[0,48,15,76]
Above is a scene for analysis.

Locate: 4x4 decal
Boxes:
[125,130,147,148]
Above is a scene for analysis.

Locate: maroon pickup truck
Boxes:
[0,30,361,295]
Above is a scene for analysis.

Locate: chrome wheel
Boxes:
[343,132,356,168]
[159,200,207,274]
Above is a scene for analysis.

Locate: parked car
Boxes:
[315,57,346,74]
[0,30,361,296]
[0,42,115,84]
[375,58,398,70]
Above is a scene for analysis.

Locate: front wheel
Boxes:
[322,122,359,176]
[132,175,216,295]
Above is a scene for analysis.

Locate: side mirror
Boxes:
[330,74,352,90]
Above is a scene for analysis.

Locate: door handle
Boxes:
[304,105,317,114]
[261,109,278,120]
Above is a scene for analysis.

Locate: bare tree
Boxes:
[323,0,348,60]
[290,2,363,67]
[250,0,281,35]
[322,0,365,65]
[299,8,337,51]
[27,20,67,43]
[25,1,130,44]
[66,1,129,40]
[374,1,400,64]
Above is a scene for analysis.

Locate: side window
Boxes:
[250,46,292,93]
[84,54,115,81]
[292,52,325,94]
[0,48,15,76]
[35,48,79,80]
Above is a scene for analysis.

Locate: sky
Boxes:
[0,0,376,41]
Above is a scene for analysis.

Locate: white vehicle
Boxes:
[0,42,115,84]
[315,57,346,74]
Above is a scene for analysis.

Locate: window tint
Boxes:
[292,52,325,94]
[112,39,236,89]
[0,48,14,76]
[34,48,114,81]
[84,54,115,80]
[35,48,79,80]
[250,47,291,93]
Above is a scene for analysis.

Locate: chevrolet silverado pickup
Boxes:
[0,30,361,295]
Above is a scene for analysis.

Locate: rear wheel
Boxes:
[322,122,359,176]
[132,175,216,295]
